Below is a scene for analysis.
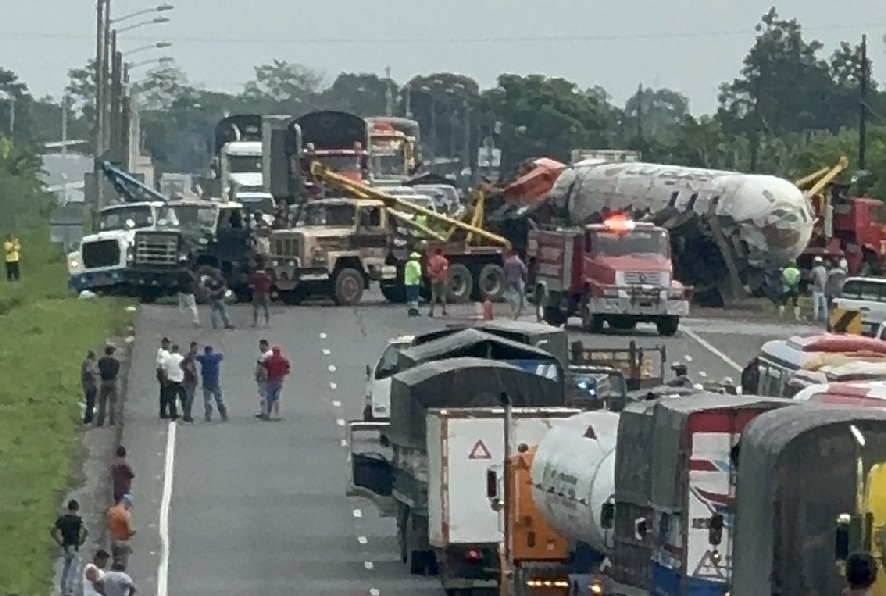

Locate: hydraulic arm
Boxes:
[100,160,168,203]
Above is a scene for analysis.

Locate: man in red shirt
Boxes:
[427,247,449,317]
[261,346,290,420]
[250,259,273,328]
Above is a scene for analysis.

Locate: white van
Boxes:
[831,276,886,335]
[363,335,415,421]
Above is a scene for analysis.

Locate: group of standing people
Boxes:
[175,259,273,329]
[779,256,848,321]
[156,337,227,422]
[403,246,528,320]
[52,445,138,596]
[82,345,122,426]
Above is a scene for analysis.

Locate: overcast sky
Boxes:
[3,0,884,114]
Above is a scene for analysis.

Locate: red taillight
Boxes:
[465,549,482,563]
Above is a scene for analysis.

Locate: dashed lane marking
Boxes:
[699,371,708,377]
[684,355,693,362]
[370,589,380,596]
[337,418,345,426]
[328,364,337,372]
[364,561,374,570]
[332,400,341,407]
[330,381,337,390]
[683,328,742,372]
[358,536,368,544]
[322,348,330,355]
[319,332,327,339]
[340,439,347,448]
[353,508,362,518]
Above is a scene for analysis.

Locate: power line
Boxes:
[1,23,885,45]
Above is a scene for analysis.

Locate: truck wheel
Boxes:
[447,264,473,303]
[657,316,680,336]
[334,268,364,306]
[381,284,406,303]
[477,263,505,301]
[543,307,567,327]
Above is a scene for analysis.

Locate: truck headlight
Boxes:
[179,254,189,262]
[312,248,326,264]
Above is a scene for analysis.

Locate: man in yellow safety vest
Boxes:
[4,233,21,281]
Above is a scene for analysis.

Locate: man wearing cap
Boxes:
[810,256,828,322]
[106,494,136,567]
[666,362,693,388]
[404,251,422,316]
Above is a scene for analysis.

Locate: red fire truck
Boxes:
[527,215,691,336]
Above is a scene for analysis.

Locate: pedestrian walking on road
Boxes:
[261,346,290,420]
[779,261,802,321]
[98,561,137,596]
[427,247,449,317]
[197,344,228,422]
[96,345,120,427]
[52,499,88,596]
[404,251,422,316]
[826,258,848,314]
[107,494,136,568]
[810,256,828,322]
[503,250,527,319]
[161,344,187,421]
[250,260,272,327]
[110,446,135,505]
[255,339,272,418]
[4,232,21,281]
[156,338,170,419]
[81,350,99,425]
[181,342,199,421]
[176,265,200,328]
[207,272,234,329]
[82,549,109,596]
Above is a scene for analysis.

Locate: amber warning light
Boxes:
[602,214,635,234]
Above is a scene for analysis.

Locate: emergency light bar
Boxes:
[602,214,635,233]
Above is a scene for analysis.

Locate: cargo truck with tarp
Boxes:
[346,357,572,594]
[731,406,886,596]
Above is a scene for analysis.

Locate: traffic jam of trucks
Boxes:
[347,320,886,596]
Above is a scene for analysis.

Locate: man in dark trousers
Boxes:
[82,350,99,424]
[52,499,88,596]
[181,342,199,421]
[261,346,290,420]
[197,344,228,422]
[96,345,121,426]
[161,344,187,421]
[250,259,272,328]
[156,338,170,419]
[176,264,200,328]
[207,271,234,330]
[110,446,135,504]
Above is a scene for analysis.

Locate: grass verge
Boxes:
[0,233,136,596]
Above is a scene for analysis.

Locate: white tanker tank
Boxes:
[546,161,815,305]
[529,410,619,554]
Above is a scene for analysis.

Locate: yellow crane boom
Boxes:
[794,156,849,197]
[309,162,512,249]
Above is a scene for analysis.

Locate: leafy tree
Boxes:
[65,60,97,128]
[321,72,392,116]
[623,86,690,139]
[242,60,322,110]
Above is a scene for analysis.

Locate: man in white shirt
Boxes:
[161,344,186,421]
[99,561,137,596]
[254,339,273,419]
[82,549,109,596]
[156,338,170,419]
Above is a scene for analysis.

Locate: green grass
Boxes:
[0,231,135,596]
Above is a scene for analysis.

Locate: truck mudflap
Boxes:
[346,421,396,517]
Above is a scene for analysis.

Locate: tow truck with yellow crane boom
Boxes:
[264,162,512,305]
[795,155,886,275]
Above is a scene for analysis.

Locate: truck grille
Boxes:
[272,236,303,259]
[134,232,180,266]
[623,271,666,286]
[81,239,121,269]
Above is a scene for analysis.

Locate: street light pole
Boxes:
[94,0,107,229]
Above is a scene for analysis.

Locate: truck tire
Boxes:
[447,263,473,303]
[477,263,505,301]
[333,268,364,306]
[657,316,680,336]
[543,307,567,327]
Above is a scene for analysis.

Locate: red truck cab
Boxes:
[528,216,691,336]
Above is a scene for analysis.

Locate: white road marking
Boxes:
[337,418,345,426]
[340,439,347,448]
[364,561,374,569]
[328,364,337,372]
[332,400,341,407]
[683,328,742,372]
[370,589,380,596]
[322,348,330,355]
[319,332,327,339]
[156,421,177,596]
[353,508,362,518]
[699,371,708,377]
[358,536,368,544]
[684,355,693,362]
[329,381,337,390]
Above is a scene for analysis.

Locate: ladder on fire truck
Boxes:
[308,162,512,249]
[99,160,168,204]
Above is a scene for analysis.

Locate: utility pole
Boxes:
[102,0,112,153]
[110,33,122,162]
[859,34,869,172]
[635,83,644,140]
[94,0,107,229]
[384,66,393,117]
[462,99,471,173]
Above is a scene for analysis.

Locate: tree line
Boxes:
[0,7,884,196]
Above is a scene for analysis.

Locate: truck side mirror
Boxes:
[835,513,852,561]
[601,503,615,530]
[486,469,499,500]
[708,513,724,546]
[634,517,648,541]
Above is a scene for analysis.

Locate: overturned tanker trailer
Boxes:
[546,160,816,306]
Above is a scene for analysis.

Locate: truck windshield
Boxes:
[593,230,669,257]
[227,155,262,173]
[316,155,361,173]
[301,203,357,226]
[159,204,217,230]
[99,205,154,231]
[370,138,407,176]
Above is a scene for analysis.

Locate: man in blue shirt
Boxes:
[196,345,228,422]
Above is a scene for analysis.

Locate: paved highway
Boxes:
[120,300,815,596]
